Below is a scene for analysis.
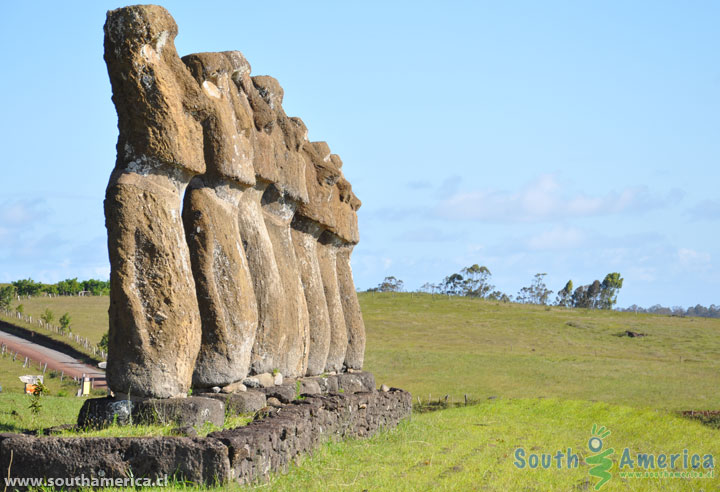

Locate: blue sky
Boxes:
[0,1,718,308]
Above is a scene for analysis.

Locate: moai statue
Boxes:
[103,4,365,400]
[303,146,366,372]
[291,142,338,375]
[223,55,311,378]
[333,177,365,370]
[103,5,207,398]
[180,52,259,388]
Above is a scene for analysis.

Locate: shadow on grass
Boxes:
[680,410,720,430]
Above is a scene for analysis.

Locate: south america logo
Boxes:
[586,424,614,490]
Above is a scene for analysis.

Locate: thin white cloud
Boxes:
[0,199,46,226]
[527,226,586,250]
[686,199,720,221]
[435,174,683,222]
[677,248,711,270]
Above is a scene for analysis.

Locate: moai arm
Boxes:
[103,5,206,398]
[180,52,259,388]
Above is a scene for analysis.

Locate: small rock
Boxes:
[273,372,283,386]
[300,379,321,395]
[247,373,275,388]
[380,384,390,393]
[347,368,359,373]
[221,381,247,394]
[211,386,221,393]
[266,397,283,407]
[242,377,261,388]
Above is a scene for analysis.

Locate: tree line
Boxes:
[369,265,624,310]
[619,304,720,319]
[2,278,110,298]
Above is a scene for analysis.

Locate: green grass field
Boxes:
[8,295,109,345]
[1,292,719,490]
[0,350,80,396]
[362,293,720,411]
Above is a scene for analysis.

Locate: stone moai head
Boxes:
[104,5,207,176]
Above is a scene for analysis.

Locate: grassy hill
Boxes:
[6,295,109,345]
[362,293,720,411]
[0,292,718,489]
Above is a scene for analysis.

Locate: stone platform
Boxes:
[1,388,411,486]
[77,371,378,428]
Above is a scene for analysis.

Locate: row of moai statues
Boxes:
[103,5,365,398]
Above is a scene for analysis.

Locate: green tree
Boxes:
[599,272,623,309]
[461,264,494,298]
[15,304,24,315]
[11,278,42,297]
[40,308,54,325]
[517,273,554,305]
[82,279,110,296]
[571,285,591,308]
[555,280,573,307]
[57,278,82,296]
[59,312,72,333]
[377,276,404,292]
[0,285,16,310]
[441,273,465,296]
[99,332,109,352]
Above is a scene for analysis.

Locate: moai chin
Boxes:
[103,4,364,399]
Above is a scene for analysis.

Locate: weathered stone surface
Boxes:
[261,184,310,377]
[183,183,258,388]
[77,397,133,428]
[78,396,225,428]
[221,381,247,394]
[317,233,347,372]
[0,433,231,485]
[202,391,267,415]
[181,52,256,186]
[209,389,412,484]
[105,176,201,399]
[315,375,339,394]
[234,185,289,376]
[4,386,411,487]
[290,217,331,376]
[243,372,274,388]
[260,384,297,404]
[104,5,206,398]
[299,378,322,395]
[178,51,259,388]
[337,371,375,394]
[337,244,365,369]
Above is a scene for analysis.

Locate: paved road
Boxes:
[0,329,106,388]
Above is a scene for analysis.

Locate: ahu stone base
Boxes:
[1,387,411,486]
